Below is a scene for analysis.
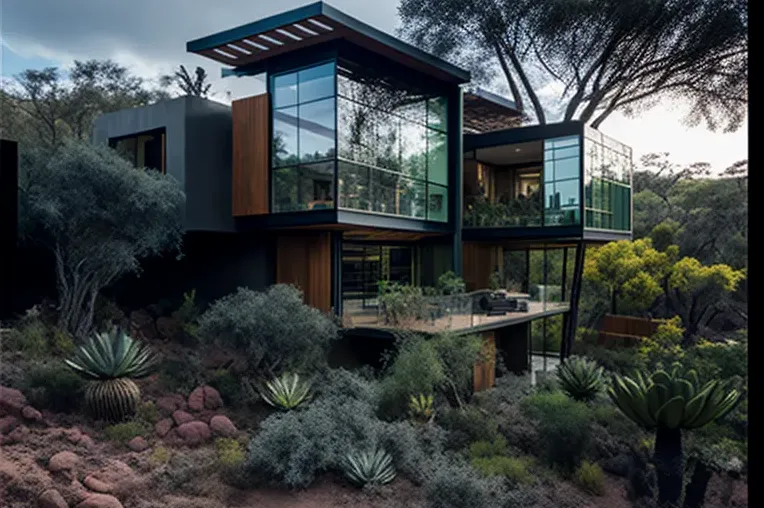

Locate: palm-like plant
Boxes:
[557,356,605,402]
[609,363,740,507]
[65,327,157,421]
[259,373,311,410]
[409,393,435,423]
[342,448,397,487]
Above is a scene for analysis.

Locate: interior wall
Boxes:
[462,242,502,291]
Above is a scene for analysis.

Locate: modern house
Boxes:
[93,2,632,381]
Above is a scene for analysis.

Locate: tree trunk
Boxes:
[654,426,684,507]
[682,460,713,508]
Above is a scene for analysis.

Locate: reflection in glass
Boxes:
[400,121,426,179]
[553,157,579,181]
[376,111,401,172]
[427,129,448,185]
[583,126,632,231]
[272,107,298,167]
[339,161,370,211]
[428,183,448,222]
[272,162,335,213]
[273,72,297,108]
[427,97,448,131]
[298,63,335,104]
[371,170,398,215]
[338,97,375,165]
[272,167,299,212]
[399,178,426,219]
[299,98,336,163]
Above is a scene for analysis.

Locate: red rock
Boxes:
[21,405,42,421]
[38,489,68,508]
[187,386,205,411]
[187,385,222,411]
[172,410,194,426]
[203,386,223,409]
[0,385,27,416]
[0,454,19,483]
[195,410,216,424]
[78,434,95,449]
[0,415,19,434]
[65,427,83,444]
[156,395,185,415]
[127,436,149,452]
[154,418,174,438]
[6,424,29,443]
[76,493,124,508]
[209,415,237,437]
[49,451,81,472]
[175,421,211,445]
[84,474,113,493]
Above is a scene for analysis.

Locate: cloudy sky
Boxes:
[1,0,747,173]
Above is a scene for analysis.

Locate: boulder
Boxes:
[83,460,136,496]
[156,394,186,415]
[171,410,194,426]
[21,405,42,422]
[209,415,237,438]
[65,427,83,444]
[5,424,29,444]
[78,434,95,450]
[0,415,19,434]
[0,454,20,483]
[154,418,174,438]
[127,436,149,452]
[187,385,222,411]
[83,475,112,493]
[38,489,68,508]
[0,385,27,416]
[49,451,80,473]
[76,494,123,508]
[175,421,211,446]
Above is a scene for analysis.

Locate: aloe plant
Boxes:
[409,393,435,423]
[609,363,740,506]
[259,373,311,410]
[65,327,157,421]
[342,448,396,487]
[557,356,605,402]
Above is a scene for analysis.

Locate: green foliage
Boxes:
[637,316,686,370]
[341,448,397,487]
[431,333,484,406]
[136,401,160,425]
[574,461,606,495]
[215,438,246,469]
[649,220,681,253]
[531,315,562,353]
[378,281,427,325]
[471,456,534,486]
[150,446,171,465]
[521,391,592,471]
[424,462,509,508]
[65,326,157,380]
[208,368,244,406]
[686,337,747,381]
[172,289,200,341]
[437,406,500,451]
[608,363,741,430]
[5,315,49,358]
[436,271,466,295]
[23,361,85,413]
[158,353,206,395]
[409,393,435,423]
[259,373,312,410]
[556,356,605,402]
[469,436,508,459]
[198,284,338,375]
[103,420,147,444]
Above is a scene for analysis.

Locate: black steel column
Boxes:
[449,87,464,275]
[561,242,586,360]
[330,231,343,317]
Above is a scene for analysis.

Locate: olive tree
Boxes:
[19,141,185,338]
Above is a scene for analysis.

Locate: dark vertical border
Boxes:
[331,231,343,316]
[0,139,18,319]
[449,86,464,275]
[561,241,586,360]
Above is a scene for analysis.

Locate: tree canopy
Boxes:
[20,141,185,337]
[398,0,747,130]
[160,65,213,98]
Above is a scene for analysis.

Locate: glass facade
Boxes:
[543,136,581,226]
[336,62,449,222]
[271,62,336,212]
[583,126,632,231]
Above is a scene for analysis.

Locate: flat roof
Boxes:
[187,2,470,84]
[463,87,524,133]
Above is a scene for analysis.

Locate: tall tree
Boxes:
[160,65,212,98]
[398,0,747,130]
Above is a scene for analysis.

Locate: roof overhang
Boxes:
[187,2,470,85]
[463,87,524,133]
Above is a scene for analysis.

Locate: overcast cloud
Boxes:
[1,0,747,172]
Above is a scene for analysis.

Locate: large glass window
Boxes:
[110,128,166,173]
[271,62,336,212]
[583,126,632,231]
[335,62,449,222]
[543,136,581,226]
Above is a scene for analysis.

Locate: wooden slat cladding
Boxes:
[462,243,502,291]
[276,232,332,312]
[232,94,269,216]
[473,332,497,392]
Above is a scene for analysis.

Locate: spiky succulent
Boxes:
[409,393,434,423]
[557,356,605,402]
[259,373,311,410]
[608,363,741,430]
[65,327,157,421]
[342,448,397,487]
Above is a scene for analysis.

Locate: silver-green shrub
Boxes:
[424,462,509,508]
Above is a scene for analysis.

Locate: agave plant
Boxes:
[342,448,396,487]
[259,373,311,410]
[64,327,157,421]
[556,356,605,402]
[609,363,740,507]
[409,393,435,423]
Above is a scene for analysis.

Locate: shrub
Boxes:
[521,391,592,471]
[437,406,500,451]
[378,281,427,325]
[556,356,605,402]
[574,461,606,495]
[52,328,75,355]
[216,438,246,469]
[103,421,148,445]
[150,446,171,465]
[172,289,201,341]
[136,401,160,425]
[158,448,218,494]
[424,462,509,508]
[158,353,206,395]
[431,332,483,406]
[259,372,312,410]
[198,285,338,375]
[469,436,508,459]
[4,310,49,357]
[471,456,534,486]
[409,394,435,423]
[23,361,84,412]
[435,271,466,295]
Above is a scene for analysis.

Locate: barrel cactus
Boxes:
[65,327,157,421]
[608,363,740,506]
[557,356,605,402]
